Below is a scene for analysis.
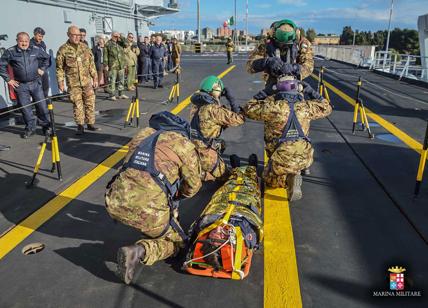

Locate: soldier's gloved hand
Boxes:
[280,63,301,76]
[222,87,239,113]
[265,57,284,77]
[251,57,283,76]
[253,89,268,100]
[301,81,322,100]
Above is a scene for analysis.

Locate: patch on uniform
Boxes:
[301,43,308,49]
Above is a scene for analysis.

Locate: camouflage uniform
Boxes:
[56,41,97,125]
[246,36,314,91]
[243,95,331,188]
[225,40,234,64]
[171,42,182,67]
[190,94,245,181]
[105,127,202,265]
[124,42,140,90]
[104,38,126,95]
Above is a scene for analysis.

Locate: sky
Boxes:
[152,0,427,35]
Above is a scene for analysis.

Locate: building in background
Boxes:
[0,0,179,108]
[217,27,232,38]
[313,35,340,45]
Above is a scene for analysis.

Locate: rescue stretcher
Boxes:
[183,164,263,280]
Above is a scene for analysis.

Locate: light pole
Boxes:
[245,0,248,50]
[234,0,237,46]
[383,0,394,70]
[197,0,200,43]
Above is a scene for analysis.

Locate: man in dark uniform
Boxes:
[137,36,151,83]
[30,27,50,98]
[150,35,167,89]
[0,32,50,138]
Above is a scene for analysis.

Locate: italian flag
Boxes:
[225,16,234,26]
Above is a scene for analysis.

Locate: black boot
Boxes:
[76,124,84,135]
[117,245,146,284]
[229,154,241,168]
[248,154,258,167]
[87,124,101,131]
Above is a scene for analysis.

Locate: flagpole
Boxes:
[245,0,248,50]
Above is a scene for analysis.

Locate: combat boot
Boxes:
[87,124,101,131]
[76,124,84,135]
[229,154,241,168]
[286,174,303,202]
[117,245,146,285]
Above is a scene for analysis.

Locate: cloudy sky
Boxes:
[152,0,427,34]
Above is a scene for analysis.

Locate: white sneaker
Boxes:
[110,96,117,101]
[119,94,129,99]
[287,174,303,201]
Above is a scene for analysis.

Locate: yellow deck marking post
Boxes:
[311,74,426,154]
[264,151,302,308]
[0,65,237,260]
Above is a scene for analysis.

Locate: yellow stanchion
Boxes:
[414,121,428,197]
[29,100,62,187]
[351,77,374,139]
[167,69,181,104]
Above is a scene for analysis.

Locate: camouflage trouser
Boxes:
[108,69,125,95]
[264,140,314,188]
[136,226,184,266]
[196,145,228,181]
[69,84,96,125]
[127,65,137,89]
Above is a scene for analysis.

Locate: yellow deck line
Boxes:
[264,151,302,308]
[0,66,236,260]
[312,74,424,154]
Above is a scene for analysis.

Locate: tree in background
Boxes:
[306,28,316,42]
[340,26,354,45]
[339,26,419,55]
[298,27,306,39]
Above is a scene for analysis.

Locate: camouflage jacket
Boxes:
[243,95,332,155]
[172,43,181,59]
[123,42,140,67]
[246,37,314,80]
[56,41,97,87]
[190,94,245,149]
[103,38,126,70]
[105,128,202,233]
[226,41,234,52]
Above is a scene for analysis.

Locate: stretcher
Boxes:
[183,166,263,280]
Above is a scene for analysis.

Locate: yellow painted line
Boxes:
[170,65,236,115]
[263,151,302,308]
[0,66,236,260]
[312,74,425,154]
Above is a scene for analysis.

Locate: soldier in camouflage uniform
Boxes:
[105,115,202,284]
[247,19,314,97]
[124,32,140,91]
[56,25,99,135]
[190,76,245,181]
[243,76,331,201]
[225,38,234,64]
[104,31,128,100]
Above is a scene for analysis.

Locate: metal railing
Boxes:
[370,51,428,82]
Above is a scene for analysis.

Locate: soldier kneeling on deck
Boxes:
[243,76,332,201]
[190,75,245,181]
[105,111,202,284]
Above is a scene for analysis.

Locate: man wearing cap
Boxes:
[247,19,314,96]
[30,27,50,98]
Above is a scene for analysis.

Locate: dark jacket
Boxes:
[137,42,151,59]
[30,37,51,67]
[150,43,167,60]
[92,45,104,71]
[0,45,50,83]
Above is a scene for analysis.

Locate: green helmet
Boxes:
[272,19,297,44]
[199,75,224,93]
